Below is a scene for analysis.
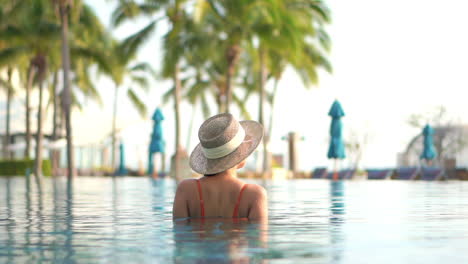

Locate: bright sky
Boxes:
[3,0,468,171]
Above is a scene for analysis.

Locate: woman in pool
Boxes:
[173,113,268,220]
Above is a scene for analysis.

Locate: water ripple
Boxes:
[1,177,468,263]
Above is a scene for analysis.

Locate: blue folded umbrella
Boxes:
[420,124,437,161]
[327,100,346,159]
[148,108,165,175]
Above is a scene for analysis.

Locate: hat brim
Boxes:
[189,120,264,175]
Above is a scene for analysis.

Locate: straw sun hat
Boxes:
[189,113,264,175]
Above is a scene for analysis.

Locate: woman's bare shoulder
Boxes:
[244,183,268,220]
[245,183,267,198]
[178,178,198,185]
[176,178,198,192]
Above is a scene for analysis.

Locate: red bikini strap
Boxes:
[232,184,248,218]
[196,179,205,218]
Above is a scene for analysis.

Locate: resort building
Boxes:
[398,125,468,168]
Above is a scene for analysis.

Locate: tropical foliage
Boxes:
[0,0,152,178]
[0,0,332,177]
[98,40,155,168]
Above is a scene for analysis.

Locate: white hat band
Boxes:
[202,126,246,159]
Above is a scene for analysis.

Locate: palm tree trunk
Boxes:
[186,71,201,149]
[225,70,232,113]
[186,101,197,150]
[173,63,182,180]
[225,44,241,114]
[259,49,270,176]
[60,2,75,179]
[4,67,12,159]
[34,80,44,185]
[51,71,59,176]
[216,84,224,113]
[266,77,280,170]
[268,78,280,140]
[111,84,119,173]
[25,65,35,159]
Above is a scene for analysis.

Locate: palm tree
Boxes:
[113,0,334,176]
[54,0,109,178]
[190,0,332,173]
[162,16,255,147]
[161,16,217,119]
[112,0,192,179]
[0,0,62,184]
[48,70,60,175]
[32,55,48,182]
[55,0,75,179]
[0,0,110,179]
[0,68,13,158]
[176,15,253,117]
[194,0,280,113]
[97,41,154,171]
[0,0,27,159]
[252,0,333,173]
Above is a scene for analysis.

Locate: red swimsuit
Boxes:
[196,179,248,218]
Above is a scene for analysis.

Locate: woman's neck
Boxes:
[205,169,237,180]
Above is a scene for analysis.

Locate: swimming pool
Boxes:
[1,177,468,263]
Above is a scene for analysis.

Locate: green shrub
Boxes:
[0,159,51,176]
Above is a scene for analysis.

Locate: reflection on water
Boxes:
[173,218,268,263]
[330,181,345,264]
[330,181,346,219]
[1,177,468,263]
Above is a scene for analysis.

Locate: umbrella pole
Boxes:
[333,159,339,181]
[153,153,158,179]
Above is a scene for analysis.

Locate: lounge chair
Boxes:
[394,167,420,180]
[420,167,445,181]
[367,169,393,180]
[343,169,356,179]
[311,167,328,179]
[326,169,355,180]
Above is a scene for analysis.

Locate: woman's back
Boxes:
[195,177,249,218]
[173,175,267,220]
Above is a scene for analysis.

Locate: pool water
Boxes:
[1,177,468,263]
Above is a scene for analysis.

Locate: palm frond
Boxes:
[127,88,147,117]
[0,46,29,66]
[73,67,103,106]
[130,62,157,78]
[0,25,24,42]
[75,4,107,42]
[111,2,159,28]
[303,44,332,73]
[161,25,185,78]
[200,93,212,119]
[232,92,252,120]
[308,1,331,23]
[317,28,331,51]
[206,0,226,22]
[36,22,62,42]
[1,0,28,23]
[71,91,83,111]
[194,0,211,23]
[120,20,158,59]
[131,75,150,92]
[0,78,13,92]
[70,46,112,75]
[112,1,140,27]
[185,80,210,104]
[162,86,174,105]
